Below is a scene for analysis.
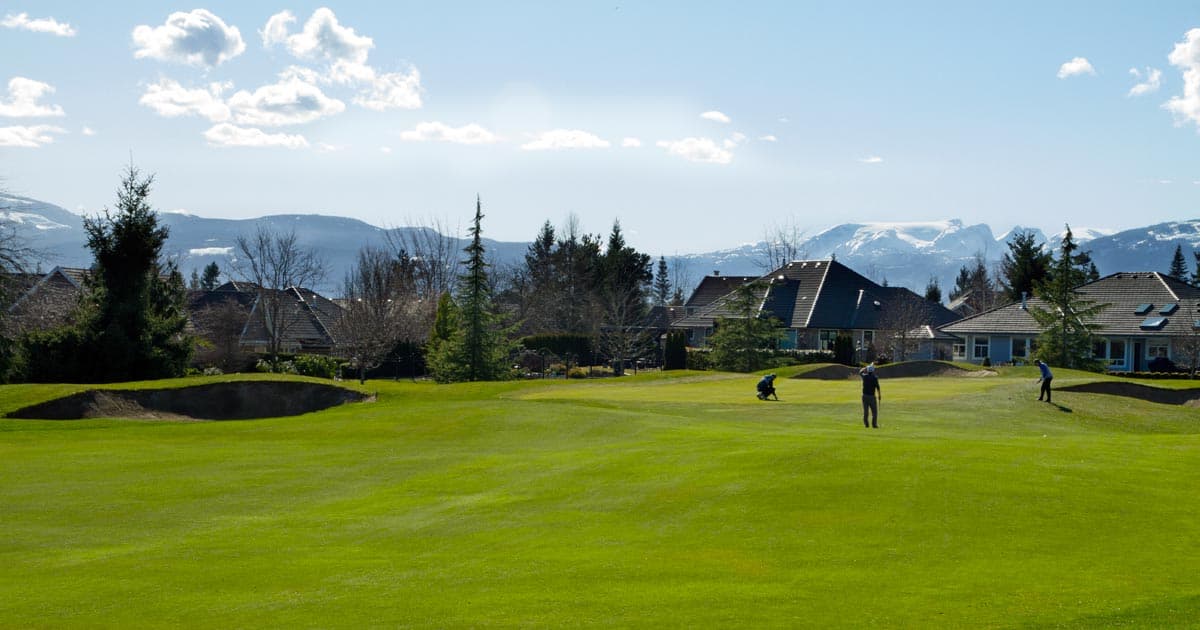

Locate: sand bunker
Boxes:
[7,381,372,420]
[793,361,995,380]
[1059,381,1200,407]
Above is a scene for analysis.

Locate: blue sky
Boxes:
[3,1,1200,254]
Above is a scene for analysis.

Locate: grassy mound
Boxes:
[1,371,1198,627]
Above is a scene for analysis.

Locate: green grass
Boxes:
[1,371,1198,627]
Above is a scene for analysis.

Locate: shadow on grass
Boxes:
[1050,402,1072,413]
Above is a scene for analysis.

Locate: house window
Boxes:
[973,336,989,359]
[952,343,966,359]
[818,330,838,351]
[1148,344,1169,359]
[1092,339,1107,360]
[1012,338,1030,359]
[1108,340,1126,367]
[862,330,874,346]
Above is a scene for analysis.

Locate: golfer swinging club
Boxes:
[1035,359,1053,403]
[859,363,881,428]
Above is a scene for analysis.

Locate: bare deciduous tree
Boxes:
[756,218,808,271]
[233,226,325,358]
[384,219,461,301]
[339,246,425,382]
[876,291,936,362]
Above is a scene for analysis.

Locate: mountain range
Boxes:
[2,194,1198,298]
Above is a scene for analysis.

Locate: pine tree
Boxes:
[923,276,942,304]
[427,197,515,383]
[708,281,784,372]
[189,268,201,290]
[1168,243,1188,280]
[1030,226,1106,370]
[999,230,1051,302]
[654,256,671,306]
[59,164,193,381]
[201,261,221,290]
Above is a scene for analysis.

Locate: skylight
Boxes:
[1134,303,1153,315]
[1159,303,1178,315]
[1140,317,1168,330]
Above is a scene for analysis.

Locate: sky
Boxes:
[3,1,1200,255]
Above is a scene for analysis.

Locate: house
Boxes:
[673,259,961,359]
[193,281,344,357]
[3,267,90,335]
[939,272,1200,371]
[4,268,345,365]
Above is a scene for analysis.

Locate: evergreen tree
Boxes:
[427,197,515,382]
[654,256,671,306]
[551,216,602,334]
[999,230,1051,302]
[189,268,201,290]
[201,261,221,290]
[1193,251,1200,285]
[37,164,193,382]
[1168,243,1188,280]
[1030,226,1106,370]
[708,281,784,372]
[923,276,942,304]
[425,291,464,383]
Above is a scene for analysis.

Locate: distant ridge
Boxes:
[3,194,1197,297]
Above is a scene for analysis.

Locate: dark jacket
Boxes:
[861,372,881,397]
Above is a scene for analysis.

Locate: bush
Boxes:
[685,348,712,371]
[663,330,688,370]
[520,333,592,360]
[293,354,340,379]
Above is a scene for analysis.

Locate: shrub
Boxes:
[686,348,711,371]
[663,330,688,370]
[293,354,340,379]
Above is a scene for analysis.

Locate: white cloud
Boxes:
[81,126,96,136]
[2,13,76,37]
[400,121,499,144]
[228,77,345,126]
[656,137,732,164]
[139,79,232,122]
[132,9,246,67]
[0,77,64,118]
[723,131,747,149]
[521,129,610,150]
[759,134,778,142]
[621,137,642,148]
[189,246,233,256]
[1057,56,1095,79]
[700,110,731,123]
[353,67,422,110]
[1128,67,1162,97]
[204,123,308,149]
[281,8,372,65]
[262,8,422,111]
[1166,29,1200,129]
[379,146,393,154]
[315,142,345,152]
[260,10,295,47]
[0,124,66,147]
[859,156,883,164]
[778,116,790,123]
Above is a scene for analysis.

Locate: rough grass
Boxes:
[1,371,1198,628]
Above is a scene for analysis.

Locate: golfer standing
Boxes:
[860,363,881,428]
[1036,359,1053,402]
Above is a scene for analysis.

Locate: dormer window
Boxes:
[1134,303,1153,315]
[1160,303,1178,315]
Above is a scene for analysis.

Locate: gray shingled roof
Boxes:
[683,275,758,310]
[940,272,1200,338]
[675,259,960,330]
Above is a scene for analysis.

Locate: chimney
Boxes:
[713,270,720,276]
[1021,291,1027,310]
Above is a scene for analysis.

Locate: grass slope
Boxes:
[1,371,1198,627]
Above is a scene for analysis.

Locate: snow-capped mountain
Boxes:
[3,193,1197,297]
